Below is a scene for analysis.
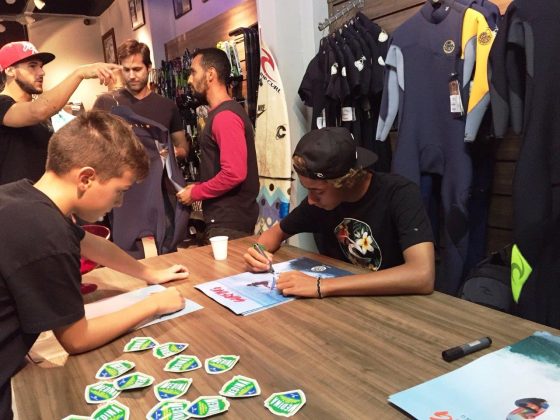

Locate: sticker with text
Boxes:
[95,360,135,380]
[219,375,261,398]
[146,399,190,420]
[164,355,202,373]
[91,400,130,420]
[123,336,159,352]
[204,355,240,374]
[186,396,230,418]
[154,378,193,401]
[153,342,189,359]
[84,381,121,404]
[264,389,306,417]
[114,372,155,391]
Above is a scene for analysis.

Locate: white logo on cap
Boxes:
[316,173,325,178]
[21,42,38,54]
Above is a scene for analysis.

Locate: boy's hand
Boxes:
[276,271,321,298]
[146,264,189,285]
[150,287,185,316]
[243,246,273,272]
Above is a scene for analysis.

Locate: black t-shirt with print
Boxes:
[281,172,433,271]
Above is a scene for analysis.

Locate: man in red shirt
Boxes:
[177,48,258,240]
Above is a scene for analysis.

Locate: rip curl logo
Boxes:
[334,218,381,271]
[21,42,38,54]
[260,47,276,83]
[443,40,455,54]
[478,28,493,45]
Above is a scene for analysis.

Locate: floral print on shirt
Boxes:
[334,218,381,271]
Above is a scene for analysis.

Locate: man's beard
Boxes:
[126,77,148,94]
[15,77,42,95]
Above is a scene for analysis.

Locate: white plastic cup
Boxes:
[209,236,229,260]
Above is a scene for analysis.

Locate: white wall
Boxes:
[29,17,107,109]
[99,0,154,62]
[256,0,327,251]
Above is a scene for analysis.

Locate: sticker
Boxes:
[91,401,130,420]
[154,378,193,401]
[264,389,307,417]
[84,381,121,404]
[204,355,240,374]
[95,360,135,380]
[113,372,155,391]
[153,342,189,359]
[123,337,159,352]
[164,355,202,373]
[219,375,261,398]
[146,399,190,420]
[61,416,90,420]
[186,396,230,418]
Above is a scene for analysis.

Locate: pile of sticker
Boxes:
[62,336,306,419]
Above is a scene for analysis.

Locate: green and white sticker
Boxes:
[264,389,306,417]
[123,336,159,352]
[84,381,121,404]
[153,342,189,359]
[219,375,261,398]
[154,378,193,401]
[95,360,135,380]
[186,396,230,418]
[164,355,202,373]
[146,399,190,420]
[61,416,90,420]
[91,400,130,420]
[114,372,155,391]
[204,355,240,374]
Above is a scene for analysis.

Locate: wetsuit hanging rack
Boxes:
[318,0,364,31]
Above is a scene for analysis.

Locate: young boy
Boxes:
[244,127,435,298]
[0,111,189,418]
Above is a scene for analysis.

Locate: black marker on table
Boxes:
[442,337,492,362]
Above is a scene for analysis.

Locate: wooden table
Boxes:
[12,237,560,419]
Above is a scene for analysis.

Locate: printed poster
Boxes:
[195,257,352,316]
[389,331,560,419]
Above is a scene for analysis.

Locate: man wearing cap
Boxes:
[0,41,119,185]
[244,127,435,297]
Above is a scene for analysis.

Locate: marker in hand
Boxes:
[252,243,276,290]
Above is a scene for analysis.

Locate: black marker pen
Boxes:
[442,337,492,362]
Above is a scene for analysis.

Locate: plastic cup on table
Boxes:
[209,236,229,260]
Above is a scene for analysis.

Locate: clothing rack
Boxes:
[318,0,365,31]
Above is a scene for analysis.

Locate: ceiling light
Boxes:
[34,0,45,9]
[5,0,16,5]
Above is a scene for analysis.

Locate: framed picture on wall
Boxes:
[173,0,192,19]
[101,28,118,64]
[129,0,145,30]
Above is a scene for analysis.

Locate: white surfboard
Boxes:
[254,36,292,234]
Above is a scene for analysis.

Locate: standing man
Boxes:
[93,39,188,159]
[176,48,259,240]
[0,41,119,185]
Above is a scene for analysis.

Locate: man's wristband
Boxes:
[316,276,323,299]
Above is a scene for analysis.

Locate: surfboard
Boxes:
[254,35,292,235]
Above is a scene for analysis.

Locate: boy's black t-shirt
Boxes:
[0,180,85,414]
[281,173,433,271]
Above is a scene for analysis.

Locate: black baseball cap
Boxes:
[293,127,378,179]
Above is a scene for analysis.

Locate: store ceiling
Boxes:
[0,0,114,45]
[0,0,115,18]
